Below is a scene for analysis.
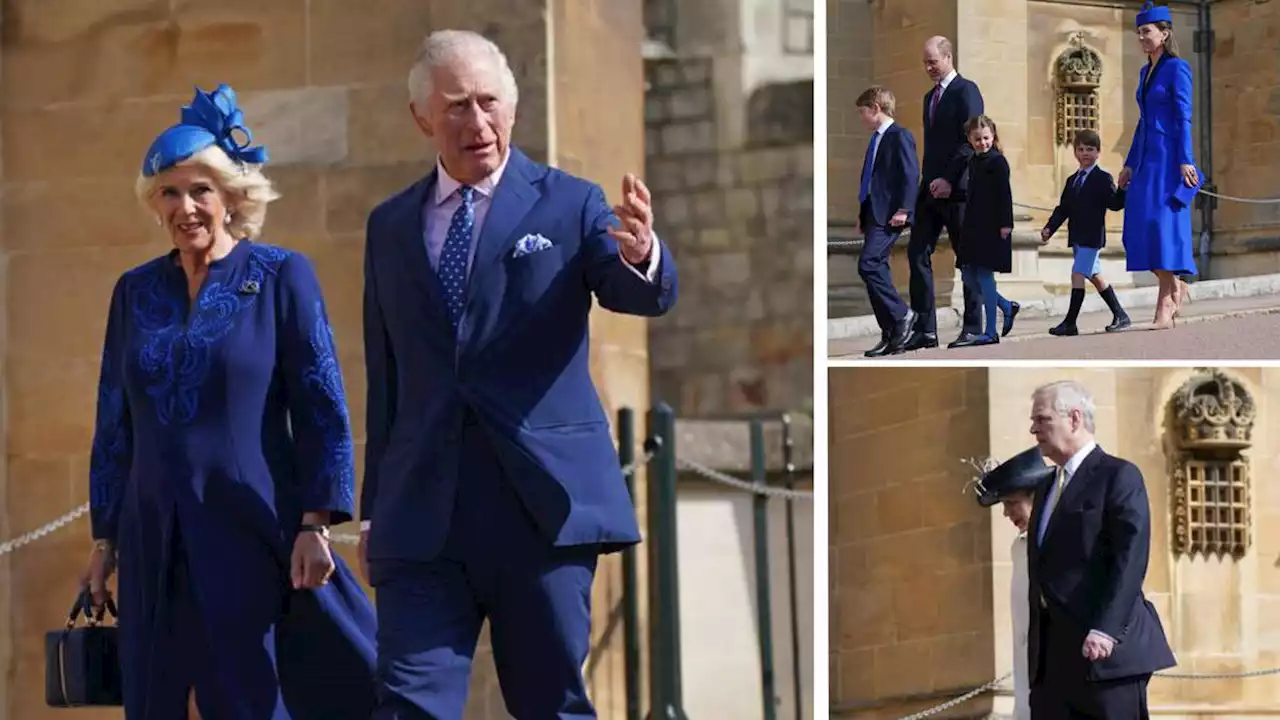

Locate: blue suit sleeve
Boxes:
[361,219,395,522]
[897,130,920,220]
[1094,463,1152,640]
[1124,68,1146,170]
[582,183,677,317]
[277,252,355,525]
[88,276,134,542]
[1172,59,1196,167]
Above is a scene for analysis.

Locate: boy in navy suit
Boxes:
[1040,130,1131,336]
[856,86,920,356]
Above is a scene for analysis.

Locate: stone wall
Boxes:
[1205,0,1280,276]
[0,2,648,719]
[829,367,994,718]
[645,56,814,417]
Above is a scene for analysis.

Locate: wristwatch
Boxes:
[299,524,331,541]
[93,539,114,552]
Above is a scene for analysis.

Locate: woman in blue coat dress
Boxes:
[1118,1,1203,330]
[80,84,377,719]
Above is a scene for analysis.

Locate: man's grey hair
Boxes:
[407,30,520,110]
[1033,380,1097,434]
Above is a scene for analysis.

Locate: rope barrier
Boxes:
[893,662,1280,719]
[0,447,811,558]
[829,188,1280,250]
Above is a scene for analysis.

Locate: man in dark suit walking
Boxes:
[905,36,1005,351]
[854,85,919,357]
[1026,380,1176,719]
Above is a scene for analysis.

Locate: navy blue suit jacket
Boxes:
[859,123,920,228]
[361,147,678,562]
[920,75,984,193]
[1027,447,1176,684]
[1043,167,1127,249]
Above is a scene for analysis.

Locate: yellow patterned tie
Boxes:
[1044,465,1067,519]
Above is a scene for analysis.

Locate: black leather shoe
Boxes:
[864,335,893,358]
[1106,314,1132,332]
[950,333,999,348]
[886,310,916,353]
[1049,322,1079,337]
[1002,302,1020,337]
[903,331,939,351]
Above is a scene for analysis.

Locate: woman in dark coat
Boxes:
[81,84,377,719]
[953,114,1016,347]
[1118,1,1202,329]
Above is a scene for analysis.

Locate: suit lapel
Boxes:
[1041,446,1104,545]
[468,148,540,291]
[393,171,453,330]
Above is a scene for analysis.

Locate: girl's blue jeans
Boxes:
[961,266,1011,339]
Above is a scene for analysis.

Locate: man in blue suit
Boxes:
[1026,381,1176,719]
[359,29,677,719]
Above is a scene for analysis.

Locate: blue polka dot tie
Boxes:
[438,185,475,329]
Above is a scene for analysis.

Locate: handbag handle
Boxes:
[66,588,117,630]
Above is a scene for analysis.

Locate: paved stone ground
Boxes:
[829,293,1280,360]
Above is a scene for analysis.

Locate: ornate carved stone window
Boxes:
[1055,33,1102,145]
[1171,369,1255,560]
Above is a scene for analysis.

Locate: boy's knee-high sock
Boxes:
[1099,285,1128,318]
[1064,288,1086,326]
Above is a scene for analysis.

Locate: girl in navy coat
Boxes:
[81,85,377,719]
[953,115,1017,347]
[1119,1,1203,329]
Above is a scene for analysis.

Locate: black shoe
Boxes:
[1002,302,1021,337]
[903,331,939,351]
[864,336,893,358]
[1049,322,1079,337]
[1106,314,1132,332]
[886,310,916,353]
[950,332,999,348]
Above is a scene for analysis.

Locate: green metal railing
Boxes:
[616,404,810,720]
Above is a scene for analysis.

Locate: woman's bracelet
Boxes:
[93,539,114,552]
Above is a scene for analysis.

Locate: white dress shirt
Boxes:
[360,152,663,531]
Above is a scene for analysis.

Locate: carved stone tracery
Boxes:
[1170,368,1255,560]
[1055,32,1103,145]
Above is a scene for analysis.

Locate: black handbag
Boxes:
[44,589,124,707]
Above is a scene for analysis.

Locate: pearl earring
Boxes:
[155,216,162,226]
[224,212,233,226]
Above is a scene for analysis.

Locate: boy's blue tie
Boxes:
[859,131,881,203]
[438,185,475,329]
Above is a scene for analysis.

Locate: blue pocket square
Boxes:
[513,233,554,258]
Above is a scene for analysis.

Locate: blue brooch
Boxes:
[239,280,260,295]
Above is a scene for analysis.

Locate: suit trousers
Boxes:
[1029,610,1151,720]
[907,190,980,334]
[858,207,909,332]
[370,414,600,720]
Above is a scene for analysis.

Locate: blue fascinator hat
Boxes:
[1136,1,1172,27]
[141,84,268,177]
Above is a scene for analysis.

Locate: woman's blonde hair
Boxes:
[134,145,281,239]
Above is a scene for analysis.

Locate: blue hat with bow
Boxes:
[141,84,268,177]
[1136,1,1173,27]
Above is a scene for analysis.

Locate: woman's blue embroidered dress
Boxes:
[88,240,376,719]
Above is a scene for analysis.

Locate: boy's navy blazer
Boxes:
[1043,167,1126,250]
[860,122,920,227]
